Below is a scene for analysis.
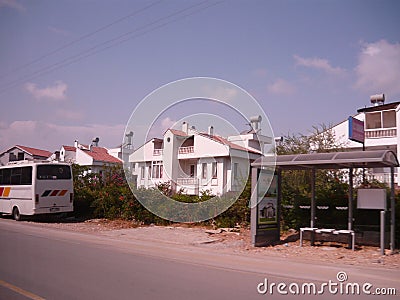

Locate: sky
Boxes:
[0,0,400,153]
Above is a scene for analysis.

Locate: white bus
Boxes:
[0,160,73,220]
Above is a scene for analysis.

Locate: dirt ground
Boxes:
[22,217,400,269]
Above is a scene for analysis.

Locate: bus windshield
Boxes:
[37,165,72,180]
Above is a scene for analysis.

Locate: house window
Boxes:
[190,165,195,178]
[17,152,24,160]
[366,110,396,129]
[9,153,16,161]
[233,163,239,180]
[148,166,152,179]
[383,110,396,128]
[141,166,145,179]
[366,112,381,129]
[202,163,207,179]
[212,162,217,178]
[152,166,158,178]
[152,161,163,179]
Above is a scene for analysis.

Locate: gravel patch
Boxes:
[19,217,400,269]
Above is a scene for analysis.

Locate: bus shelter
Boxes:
[251,150,398,253]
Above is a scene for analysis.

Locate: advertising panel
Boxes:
[348,116,365,144]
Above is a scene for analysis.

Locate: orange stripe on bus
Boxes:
[3,187,10,197]
[58,190,68,196]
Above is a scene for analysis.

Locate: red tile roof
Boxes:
[82,146,122,164]
[16,145,52,158]
[169,129,188,137]
[200,134,262,155]
[62,145,76,152]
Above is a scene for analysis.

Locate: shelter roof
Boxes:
[252,150,399,170]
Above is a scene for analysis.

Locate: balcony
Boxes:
[176,177,198,185]
[178,146,194,154]
[153,149,163,156]
[365,128,396,139]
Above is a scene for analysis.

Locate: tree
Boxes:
[277,124,350,230]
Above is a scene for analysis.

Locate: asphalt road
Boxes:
[0,219,399,300]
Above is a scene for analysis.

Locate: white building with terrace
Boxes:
[330,94,400,185]
[129,118,272,196]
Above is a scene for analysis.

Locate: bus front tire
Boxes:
[12,207,22,221]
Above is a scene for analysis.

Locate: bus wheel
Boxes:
[12,207,22,221]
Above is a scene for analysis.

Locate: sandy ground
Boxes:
[19,217,400,269]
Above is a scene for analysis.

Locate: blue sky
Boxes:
[0,0,399,152]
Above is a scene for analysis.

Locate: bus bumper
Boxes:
[33,206,73,214]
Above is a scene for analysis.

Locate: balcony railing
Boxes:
[153,149,163,156]
[176,177,198,185]
[178,146,194,154]
[365,128,397,139]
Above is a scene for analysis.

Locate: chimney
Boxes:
[74,140,78,148]
[182,122,189,134]
[250,115,262,132]
[54,151,60,160]
[370,94,385,106]
[208,126,214,136]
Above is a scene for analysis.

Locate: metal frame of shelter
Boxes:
[251,150,398,252]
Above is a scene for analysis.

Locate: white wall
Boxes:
[332,114,365,149]
[129,139,157,163]
[192,135,229,158]
[60,148,76,163]
[163,131,179,190]
[75,149,94,166]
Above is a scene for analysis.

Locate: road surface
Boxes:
[0,219,398,299]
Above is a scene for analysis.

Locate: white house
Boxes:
[0,145,52,166]
[330,94,400,185]
[106,131,135,163]
[129,118,272,196]
[59,139,122,174]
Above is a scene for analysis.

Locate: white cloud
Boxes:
[48,26,72,37]
[354,40,400,96]
[55,109,84,121]
[148,117,178,138]
[25,81,68,101]
[253,68,268,78]
[161,117,177,131]
[294,55,345,75]
[0,121,125,152]
[267,78,295,95]
[204,86,238,103]
[0,0,25,12]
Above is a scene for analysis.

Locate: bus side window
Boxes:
[21,167,33,185]
[1,169,11,185]
[11,167,22,185]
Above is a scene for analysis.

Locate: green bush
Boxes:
[72,164,99,217]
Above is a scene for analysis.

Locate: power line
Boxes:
[0,0,163,79]
[0,1,223,94]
